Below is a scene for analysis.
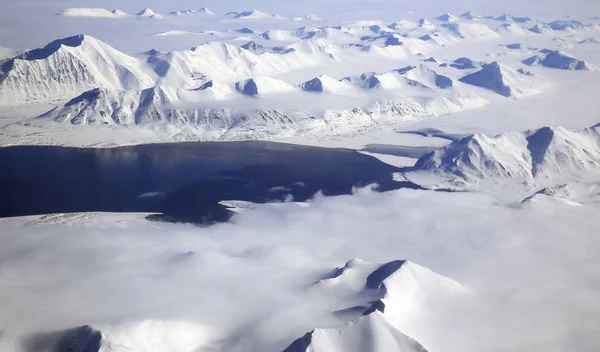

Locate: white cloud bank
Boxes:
[0,187,598,351]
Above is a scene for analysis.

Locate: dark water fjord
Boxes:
[0,141,420,224]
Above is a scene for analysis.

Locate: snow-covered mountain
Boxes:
[524,50,596,70]
[284,259,467,352]
[136,8,163,19]
[341,65,454,90]
[458,61,536,98]
[0,35,154,105]
[410,124,600,182]
[283,311,427,352]
[41,84,486,140]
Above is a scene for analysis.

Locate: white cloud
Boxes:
[0,188,598,351]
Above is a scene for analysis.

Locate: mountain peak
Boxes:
[16,34,93,61]
[136,8,162,18]
[459,61,530,97]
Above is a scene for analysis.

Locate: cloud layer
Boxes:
[0,188,599,351]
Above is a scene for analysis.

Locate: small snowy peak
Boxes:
[436,13,459,22]
[61,8,127,18]
[354,72,412,90]
[344,66,456,91]
[441,23,499,40]
[235,27,256,34]
[233,10,285,20]
[111,9,128,17]
[524,50,596,70]
[450,57,482,69]
[194,80,236,100]
[293,14,322,21]
[388,20,418,30]
[396,65,453,89]
[411,124,600,183]
[423,56,440,63]
[522,183,600,204]
[239,41,284,54]
[496,23,531,35]
[234,77,295,96]
[361,260,467,318]
[548,20,586,31]
[495,14,533,23]
[197,7,215,15]
[136,8,163,19]
[417,19,435,29]
[458,61,535,98]
[505,43,523,49]
[528,23,553,33]
[303,27,354,41]
[260,30,303,41]
[288,259,468,352]
[283,311,428,352]
[299,75,351,93]
[579,37,600,44]
[169,8,214,16]
[459,11,483,20]
[382,34,404,46]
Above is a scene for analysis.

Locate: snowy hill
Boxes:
[410,124,600,182]
[458,61,535,98]
[436,13,459,22]
[0,35,154,106]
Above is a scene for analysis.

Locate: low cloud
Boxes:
[0,188,598,351]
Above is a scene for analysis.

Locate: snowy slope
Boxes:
[0,35,154,106]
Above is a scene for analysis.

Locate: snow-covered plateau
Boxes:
[0,1,599,351]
